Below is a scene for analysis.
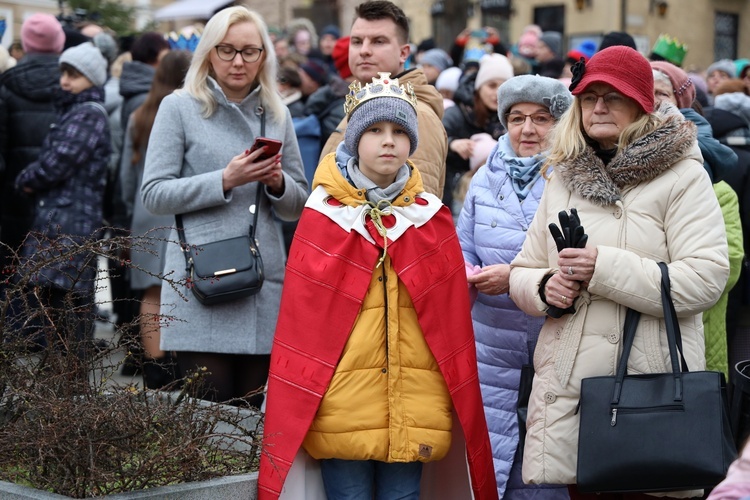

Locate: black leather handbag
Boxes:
[176,183,264,306]
[576,262,736,493]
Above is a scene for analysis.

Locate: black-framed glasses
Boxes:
[505,112,554,126]
[579,91,628,111]
[215,44,264,63]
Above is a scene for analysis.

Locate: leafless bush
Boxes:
[0,229,262,498]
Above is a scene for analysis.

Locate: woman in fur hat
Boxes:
[509,46,729,499]
[456,74,572,499]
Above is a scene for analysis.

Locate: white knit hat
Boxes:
[474,53,514,90]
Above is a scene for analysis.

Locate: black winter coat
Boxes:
[0,54,61,256]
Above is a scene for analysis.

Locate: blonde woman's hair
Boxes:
[544,98,659,175]
[181,6,283,120]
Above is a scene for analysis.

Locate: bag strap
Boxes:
[175,106,266,268]
[611,262,688,405]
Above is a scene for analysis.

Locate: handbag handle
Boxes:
[611,262,689,405]
[175,106,266,267]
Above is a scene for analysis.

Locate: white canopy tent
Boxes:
[154,0,233,21]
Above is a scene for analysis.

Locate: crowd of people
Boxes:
[0,1,749,499]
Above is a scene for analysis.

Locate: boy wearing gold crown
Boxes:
[259,73,497,500]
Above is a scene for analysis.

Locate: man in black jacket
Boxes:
[0,13,65,278]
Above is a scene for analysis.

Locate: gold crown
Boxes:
[344,72,418,117]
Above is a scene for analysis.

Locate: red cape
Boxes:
[259,204,497,500]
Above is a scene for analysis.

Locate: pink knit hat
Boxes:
[21,13,65,54]
[650,61,696,109]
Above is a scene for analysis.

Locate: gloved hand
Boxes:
[546,208,588,318]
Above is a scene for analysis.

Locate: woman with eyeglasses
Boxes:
[456,74,572,499]
[141,6,308,407]
[509,46,729,499]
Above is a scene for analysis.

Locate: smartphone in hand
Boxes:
[250,137,282,161]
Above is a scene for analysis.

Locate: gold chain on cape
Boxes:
[361,199,394,267]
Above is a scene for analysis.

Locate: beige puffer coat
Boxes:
[509,106,729,496]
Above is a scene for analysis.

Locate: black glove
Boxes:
[545,208,588,319]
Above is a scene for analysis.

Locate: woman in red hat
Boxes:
[508,46,729,499]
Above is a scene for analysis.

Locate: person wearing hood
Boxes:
[0,13,66,284]
[509,46,729,498]
[319,0,447,198]
[119,32,169,133]
[457,74,573,499]
[651,60,741,379]
[14,42,111,372]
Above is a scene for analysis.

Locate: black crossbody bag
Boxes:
[174,109,268,306]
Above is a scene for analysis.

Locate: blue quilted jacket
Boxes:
[457,136,568,500]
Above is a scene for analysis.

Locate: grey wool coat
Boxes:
[141,80,309,354]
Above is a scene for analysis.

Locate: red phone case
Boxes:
[251,137,282,160]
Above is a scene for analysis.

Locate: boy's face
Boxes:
[357,120,411,189]
[60,69,94,95]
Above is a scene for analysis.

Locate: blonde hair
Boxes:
[181,6,283,120]
[544,98,658,175]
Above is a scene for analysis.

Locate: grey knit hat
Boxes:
[60,42,107,87]
[706,59,736,79]
[420,48,453,72]
[497,74,573,128]
[539,31,563,58]
[344,74,419,156]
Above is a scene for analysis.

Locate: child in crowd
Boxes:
[14,42,110,363]
[259,73,497,500]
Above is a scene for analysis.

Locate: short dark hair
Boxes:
[354,1,409,44]
[59,62,83,78]
[130,32,169,64]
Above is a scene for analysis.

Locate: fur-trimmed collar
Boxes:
[555,102,698,206]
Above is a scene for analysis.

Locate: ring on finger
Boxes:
[561,294,568,304]
[568,266,574,276]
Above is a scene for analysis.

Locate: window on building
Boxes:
[533,5,564,35]
[714,11,738,61]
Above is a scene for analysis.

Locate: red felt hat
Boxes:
[332,36,351,80]
[571,45,654,113]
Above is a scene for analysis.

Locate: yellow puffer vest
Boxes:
[302,154,453,463]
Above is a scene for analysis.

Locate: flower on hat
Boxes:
[545,93,571,118]
[569,58,586,91]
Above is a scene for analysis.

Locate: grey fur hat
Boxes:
[60,42,107,87]
[345,92,419,156]
[497,74,573,128]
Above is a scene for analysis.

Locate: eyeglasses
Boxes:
[214,44,264,63]
[505,112,554,126]
[579,91,629,111]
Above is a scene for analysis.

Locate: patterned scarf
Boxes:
[490,134,545,200]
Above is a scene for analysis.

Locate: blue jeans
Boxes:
[320,459,423,500]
